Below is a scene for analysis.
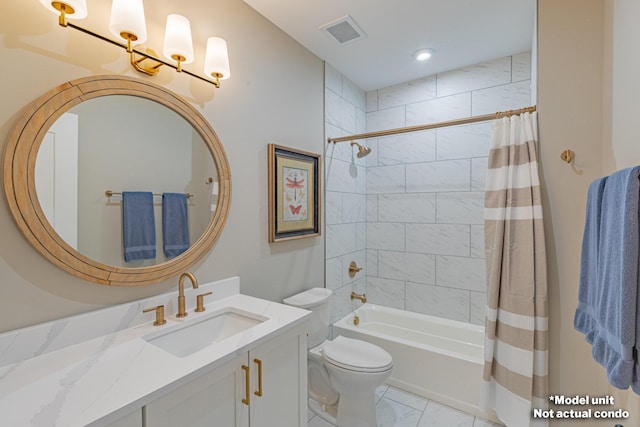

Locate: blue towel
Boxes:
[162,193,190,259]
[574,176,607,343]
[575,166,640,390]
[122,191,156,262]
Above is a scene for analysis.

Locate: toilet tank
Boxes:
[283,288,332,348]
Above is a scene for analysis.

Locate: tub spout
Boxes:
[350,292,366,303]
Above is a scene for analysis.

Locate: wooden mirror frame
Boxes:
[3,75,231,286]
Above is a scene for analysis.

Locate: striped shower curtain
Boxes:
[480,112,548,427]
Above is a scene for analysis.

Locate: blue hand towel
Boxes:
[122,191,156,262]
[574,176,607,343]
[577,166,640,390]
[162,193,190,259]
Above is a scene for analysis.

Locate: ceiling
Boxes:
[242,0,536,91]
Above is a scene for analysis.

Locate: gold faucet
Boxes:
[350,291,367,303]
[177,272,199,317]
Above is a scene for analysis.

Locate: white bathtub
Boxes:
[333,304,494,420]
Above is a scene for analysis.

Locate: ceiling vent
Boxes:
[320,15,367,45]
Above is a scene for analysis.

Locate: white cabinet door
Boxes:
[144,355,249,427]
[143,323,307,427]
[249,325,307,427]
[103,409,143,427]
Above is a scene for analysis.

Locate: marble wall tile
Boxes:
[366,249,378,276]
[406,93,471,127]
[406,159,471,193]
[512,52,532,82]
[436,192,484,224]
[342,193,366,223]
[470,225,485,259]
[355,163,367,194]
[378,250,436,284]
[367,165,406,194]
[436,122,491,160]
[326,223,356,258]
[324,122,347,160]
[356,107,367,134]
[471,157,488,191]
[436,256,486,292]
[366,90,378,112]
[405,282,470,323]
[377,75,437,110]
[367,223,405,251]
[471,80,532,116]
[326,257,343,291]
[325,88,357,132]
[330,279,366,325]
[325,158,357,193]
[343,250,366,285]
[364,138,379,167]
[377,130,437,165]
[367,194,378,221]
[356,222,367,251]
[325,62,342,95]
[378,193,436,223]
[436,56,512,98]
[367,106,406,132]
[343,76,367,112]
[367,277,406,309]
[325,191,343,225]
[470,291,487,325]
[406,224,470,257]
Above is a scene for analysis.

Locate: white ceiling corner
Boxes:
[242,0,536,91]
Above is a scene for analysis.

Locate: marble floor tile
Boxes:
[376,397,424,427]
[417,401,474,427]
[383,386,429,412]
[307,384,502,427]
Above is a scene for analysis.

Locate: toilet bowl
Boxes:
[283,288,393,427]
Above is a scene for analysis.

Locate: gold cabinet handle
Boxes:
[254,358,263,397]
[241,365,250,405]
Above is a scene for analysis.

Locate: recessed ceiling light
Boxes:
[414,48,435,61]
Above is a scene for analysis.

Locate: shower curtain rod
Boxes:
[327,105,537,144]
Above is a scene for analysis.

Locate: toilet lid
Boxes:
[322,336,392,373]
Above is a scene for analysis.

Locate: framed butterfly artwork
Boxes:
[268,144,321,242]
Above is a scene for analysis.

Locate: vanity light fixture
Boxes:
[39,0,230,87]
[413,48,435,62]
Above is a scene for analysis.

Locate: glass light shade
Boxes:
[109,0,147,44]
[39,0,87,19]
[204,37,231,80]
[163,14,194,64]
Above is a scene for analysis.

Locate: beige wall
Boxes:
[539,0,640,425]
[0,0,324,332]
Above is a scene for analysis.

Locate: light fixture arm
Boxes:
[63,21,221,86]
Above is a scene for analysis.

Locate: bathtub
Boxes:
[333,304,493,420]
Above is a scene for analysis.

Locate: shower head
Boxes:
[350,141,372,158]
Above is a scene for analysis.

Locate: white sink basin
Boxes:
[144,308,267,357]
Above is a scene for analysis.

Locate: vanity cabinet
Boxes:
[144,324,307,427]
[103,410,143,427]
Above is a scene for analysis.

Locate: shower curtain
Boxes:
[480,112,548,427]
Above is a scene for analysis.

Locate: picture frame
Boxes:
[268,144,321,242]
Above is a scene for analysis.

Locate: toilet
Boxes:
[283,288,392,427]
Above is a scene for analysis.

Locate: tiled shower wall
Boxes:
[324,63,368,325]
[325,53,532,325]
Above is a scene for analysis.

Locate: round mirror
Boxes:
[3,75,231,286]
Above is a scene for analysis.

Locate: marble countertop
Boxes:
[0,277,310,427]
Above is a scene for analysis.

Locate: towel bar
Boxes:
[105,190,193,199]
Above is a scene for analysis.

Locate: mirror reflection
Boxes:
[35,95,218,268]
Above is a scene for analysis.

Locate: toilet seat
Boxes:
[322,336,392,373]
